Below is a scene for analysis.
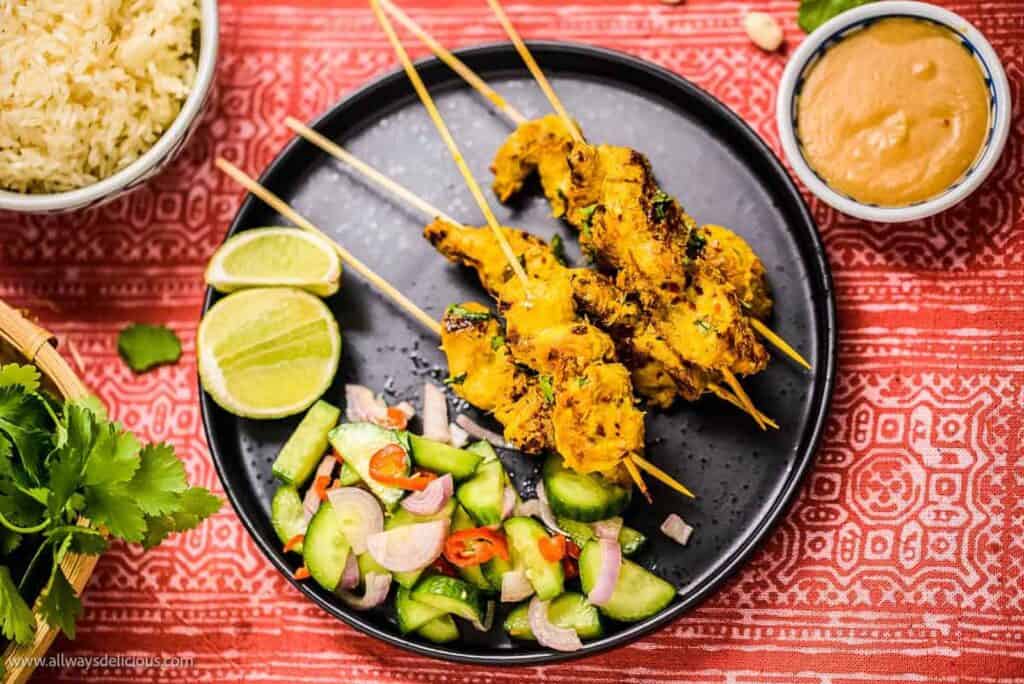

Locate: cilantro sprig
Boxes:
[0,362,220,652]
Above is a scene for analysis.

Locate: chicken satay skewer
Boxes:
[384,0,810,374]
[215,155,693,496]
[284,116,774,430]
[370,0,659,489]
[378,0,526,125]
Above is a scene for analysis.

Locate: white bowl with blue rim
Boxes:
[776,1,1011,223]
[0,0,218,214]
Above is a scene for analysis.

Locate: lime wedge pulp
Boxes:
[205,227,341,297]
[198,287,341,419]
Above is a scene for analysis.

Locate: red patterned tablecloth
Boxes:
[2,0,1022,681]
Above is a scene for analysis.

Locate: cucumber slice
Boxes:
[542,454,630,522]
[503,517,564,601]
[408,434,482,481]
[384,499,456,588]
[556,517,647,557]
[579,540,675,622]
[456,459,505,526]
[504,592,603,641]
[416,614,459,643]
[272,400,341,485]
[395,586,446,634]
[465,440,498,462]
[618,526,647,556]
[410,575,482,622]
[271,485,307,554]
[452,506,494,591]
[481,553,515,590]
[336,460,361,486]
[303,501,351,592]
[328,422,408,509]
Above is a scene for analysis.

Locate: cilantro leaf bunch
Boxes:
[0,363,220,651]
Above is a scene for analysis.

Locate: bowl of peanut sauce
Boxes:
[776,1,1011,223]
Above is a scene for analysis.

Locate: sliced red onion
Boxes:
[515,498,542,518]
[327,486,384,554]
[661,513,694,546]
[448,422,469,448]
[500,569,535,603]
[501,486,517,521]
[366,519,449,573]
[422,383,451,443]
[345,384,388,423]
[338,551,360,590]
[593,516,623,541]
[587,538,621,607]
[455,414,507,448]
[302,454,337,522]
[527,596,582,652]
[336,572,391,611]
[471,600,496,632]
[401,474,454,516]
[535,482,570,536]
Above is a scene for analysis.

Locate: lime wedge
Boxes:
[205,227,341,297]
[198,288,341,419]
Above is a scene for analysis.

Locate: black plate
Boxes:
[201,42,837,665]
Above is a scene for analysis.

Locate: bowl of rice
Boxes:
[0,0,218,213]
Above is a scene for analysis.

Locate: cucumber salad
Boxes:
[269,384,686,651]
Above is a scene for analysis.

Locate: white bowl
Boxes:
[776,1,1011,223]
[0,0,219,214]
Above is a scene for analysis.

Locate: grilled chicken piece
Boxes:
[492,122,770,381]
[699,224,773,321]
[440,302,553,454]
[428,220,645,475]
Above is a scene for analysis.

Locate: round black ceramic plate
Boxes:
[201,42,837,665]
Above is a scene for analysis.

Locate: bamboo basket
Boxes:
[0,299,98,684]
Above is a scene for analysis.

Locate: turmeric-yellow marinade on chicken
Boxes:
[429,219,643,477]
[491,115,774,408]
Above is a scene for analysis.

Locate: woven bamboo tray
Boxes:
[0,299,98,684]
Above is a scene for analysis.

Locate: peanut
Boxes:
[744,12,783,52]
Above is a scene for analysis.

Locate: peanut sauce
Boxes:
[797,18,989,206]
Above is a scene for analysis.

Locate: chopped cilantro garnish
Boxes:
[445,305,492,322]
[695,317,715,335]
[550,235,567,265]
[117,323,181,373]
[538,375,555,404]
[490,335,505,351]
[0,363,220,644]
[444,372,467,386]
[652,190,672,222]
[686,228,708,259]
[577,376,590,388]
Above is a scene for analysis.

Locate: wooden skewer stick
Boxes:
[630,453,695,499]
[284,117,459,226]
[623,457,652,504]
[214,157,441,337]
[709,382,778,430]
[484,0,582,143]
[378,0,526,126]
[369,0,532,297]
[749,318,812,370]
[721,369,766,431]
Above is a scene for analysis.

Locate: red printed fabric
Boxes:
[1,1,1022,681]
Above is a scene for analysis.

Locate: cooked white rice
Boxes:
[0,0,200,194]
